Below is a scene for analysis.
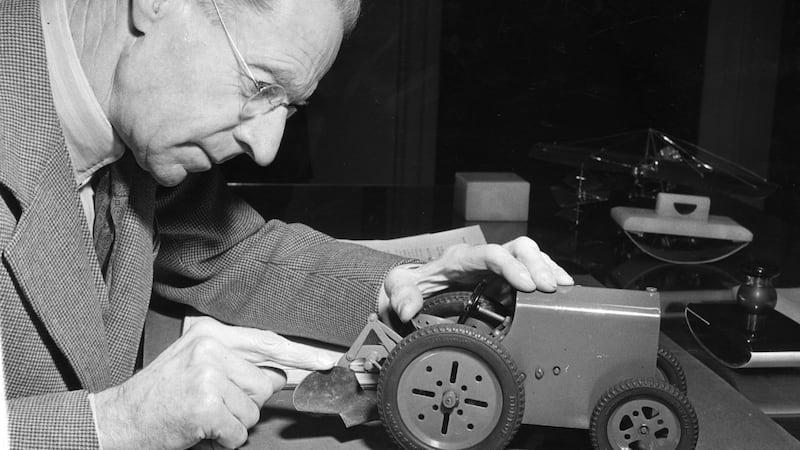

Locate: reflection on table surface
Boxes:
[167,183,800,448]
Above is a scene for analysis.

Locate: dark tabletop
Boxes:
[146,181,800,449]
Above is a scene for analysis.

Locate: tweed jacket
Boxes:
[0,0,410,447]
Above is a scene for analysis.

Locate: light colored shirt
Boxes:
[40,1,125,444]
[40,0,125,231]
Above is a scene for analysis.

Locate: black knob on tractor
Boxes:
[736,263,779,315]
[737,263,779,336]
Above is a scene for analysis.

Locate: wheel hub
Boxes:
[607,398,681,449]
[441,390,460,409]
[395,348,503,449]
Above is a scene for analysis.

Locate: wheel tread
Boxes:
[589,377,699,450]
[378,323,525,450]
[657,347,689,394]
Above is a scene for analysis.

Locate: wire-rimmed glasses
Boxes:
[209,0,297,119]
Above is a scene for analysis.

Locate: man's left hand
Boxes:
[381,236,574,322]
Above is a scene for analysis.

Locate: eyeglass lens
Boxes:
[210,0,294,119]
[242,85,294,119]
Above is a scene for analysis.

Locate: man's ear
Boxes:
[130,0,174,34]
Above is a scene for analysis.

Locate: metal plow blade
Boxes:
[292,366,378,428]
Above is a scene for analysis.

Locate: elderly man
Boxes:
[0,0,573,448]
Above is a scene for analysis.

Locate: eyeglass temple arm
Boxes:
[209,0,259,85]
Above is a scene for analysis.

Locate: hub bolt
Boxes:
[441,390,459,409]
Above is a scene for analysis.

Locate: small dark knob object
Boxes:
[736,263,779,315]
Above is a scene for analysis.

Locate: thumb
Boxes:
[262,366,288,392]
[386,281,424,322]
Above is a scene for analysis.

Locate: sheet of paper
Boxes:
[341,224,487,261]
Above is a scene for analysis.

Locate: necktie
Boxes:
[92,166,114,280]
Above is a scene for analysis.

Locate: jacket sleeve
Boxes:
[8,390,99,449]
[152,168,415,347]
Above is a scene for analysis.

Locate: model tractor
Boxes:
[293,278,699,450]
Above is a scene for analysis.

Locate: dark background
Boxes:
[435,0,707,178]
[221,0,799,222]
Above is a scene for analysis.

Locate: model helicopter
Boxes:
[531,128,776,213]
[531,129,773,264]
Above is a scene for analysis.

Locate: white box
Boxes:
[454,172,530,221]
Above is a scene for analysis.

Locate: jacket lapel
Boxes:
[3,146,113,392]
[0,0,112,392]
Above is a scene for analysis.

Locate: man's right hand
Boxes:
[93,318,338,449]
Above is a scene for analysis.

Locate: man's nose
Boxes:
[232,107,288,166]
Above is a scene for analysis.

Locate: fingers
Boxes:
[95,336,272,450]
[384,265,426,322]
[501,239,555,291]
[190,441,218,450]
[427,239,569,292]
[261,367,289,392]
[395,237,574,308]
[183,340,275,448]
[502,237,573,292]
[189,340,285,449]
[390,283,424,322]
[220,378,262,429]
[247,330,340,370]
[205,412,247,450]
[185,316,340,370]
[205,341,281,407]
[542,251,575,286]
[209,382,256,448]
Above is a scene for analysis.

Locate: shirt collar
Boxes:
[40,0,125,188]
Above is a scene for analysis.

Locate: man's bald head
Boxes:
[206,0,361,35]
